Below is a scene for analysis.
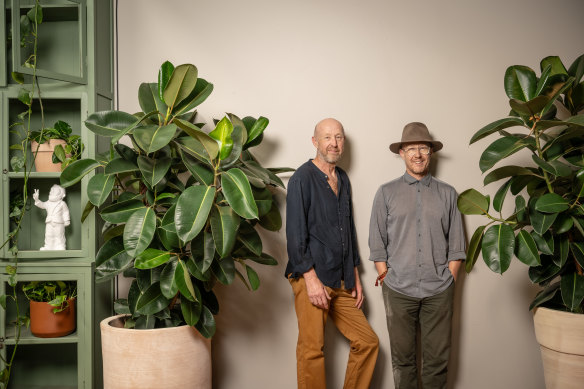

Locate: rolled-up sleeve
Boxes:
[447,190,467,262]
[286,177,314,274]
[369,187,388,262]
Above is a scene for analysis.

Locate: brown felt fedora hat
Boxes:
[389,122,443,154]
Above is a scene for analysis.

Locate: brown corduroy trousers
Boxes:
[289,276,379,389]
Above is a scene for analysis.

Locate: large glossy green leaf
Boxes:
[138,82,167,122]
[191,230,215,273]
[210,205,240,258]
[175,136,212,166]
[85,110,138,137]
[575,169,584,198]
[175,185,216,241]
[532,231,554,256]
[158,61,175,103]
[568,54,584,84]
[561,273,584,312]
[246,265,260,291]
[175,259,197,301]
[60,159,100,187]
[483,165,535,186]
[173,77,214,116]
[209,117,234,160]
[211,256,235,285]
[246,252,278,266]
[470,117,525,144]
[181,299,202,326]
[242,160,285,188]
[136,267,162,291]
[530,206,558,235]
[87,173,115,206]
[221,168,259,219]
[532,155,573,177]
[159,204,181,250]
[571,242,584,268]
[529,282,560,310]
[535,193,570,213]
[466,225,486,273]
[95,237,133,282]
[133,124,177,154]
[529,258,561,284]
[493,179,512,213]
[541,56,568,77]
[135,282,171,315]
[245,116,269,146]
[135,249,172,269]
[104,158,139,175]
[195,306,216,338]
[137,156,172,187]
[535,64,553,97]
[123,208,156,257]
[187,255,211,282]
[163,64,198,109]
[253,187,273,216]
[541,76,575,115]
[481,224,515,274]
[100,200,145,224]
[457,189,489,215]
[515,230,540,266]
[479,136,534,173]
[237,221,263,256]
[509,96,549,117]
[160,259,179,299]
[258,202,282,231]
[221,113,247,167]
[174,119,218,160]
[180,150,214,186]
[505,65,537,101]
[555,236,570,268]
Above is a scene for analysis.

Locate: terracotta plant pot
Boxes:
[29,297,76,338]
[100,314,212,389]
[533,307,584,388]
[30,139,67,172]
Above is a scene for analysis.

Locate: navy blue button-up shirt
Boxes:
[285,160,360,289]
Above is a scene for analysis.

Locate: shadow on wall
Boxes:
[211,188,290,388]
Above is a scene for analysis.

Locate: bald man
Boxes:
[285,118,378,389]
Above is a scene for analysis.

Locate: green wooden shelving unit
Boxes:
[0,1,114,387]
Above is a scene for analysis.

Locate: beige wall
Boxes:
[116,0,584,388]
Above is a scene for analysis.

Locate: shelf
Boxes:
[4,325,79,344]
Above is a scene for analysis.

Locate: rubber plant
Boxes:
[60,61,290,337]
[457,54,584,313]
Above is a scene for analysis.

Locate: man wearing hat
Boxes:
[368,122,466,389]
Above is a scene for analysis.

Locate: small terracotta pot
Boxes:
[29,297,76,338]
[30,139,67,172]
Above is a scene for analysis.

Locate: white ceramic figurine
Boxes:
[33,184,70,250]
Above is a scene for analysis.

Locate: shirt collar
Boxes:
[308,159,335,180]
[403,172,432,186]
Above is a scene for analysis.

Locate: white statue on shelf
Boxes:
[33,184,71,251]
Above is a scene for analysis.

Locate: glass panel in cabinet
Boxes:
[7,96,82,174]
[8,177,82,254]
[11,0,86,84]
[6,343,78,388]
[1,0,6,86]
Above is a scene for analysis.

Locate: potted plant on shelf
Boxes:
[22,280,76,338]
[59,61,290,389]
[457,53,584,388]
[11,117,84,173]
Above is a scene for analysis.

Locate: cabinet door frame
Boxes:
[0,0,6,87]
[10,0,87,84]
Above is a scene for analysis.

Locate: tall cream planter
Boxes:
[533,307,584,388]
[100,315,212,389]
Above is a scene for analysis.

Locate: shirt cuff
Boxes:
[448,251,466,262]
[369,249,387,262]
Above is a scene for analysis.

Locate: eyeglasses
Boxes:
[402,146,431,156]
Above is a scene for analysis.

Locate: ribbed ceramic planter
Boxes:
[30,139,67,172]
[100,314,212,389]
[533,307,584,388]
[29,298,76,338]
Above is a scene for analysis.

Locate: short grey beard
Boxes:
[317,149,341,164]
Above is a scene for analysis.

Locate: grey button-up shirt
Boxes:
[368,172,466,298]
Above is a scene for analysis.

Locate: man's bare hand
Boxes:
[303,269,331,309]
